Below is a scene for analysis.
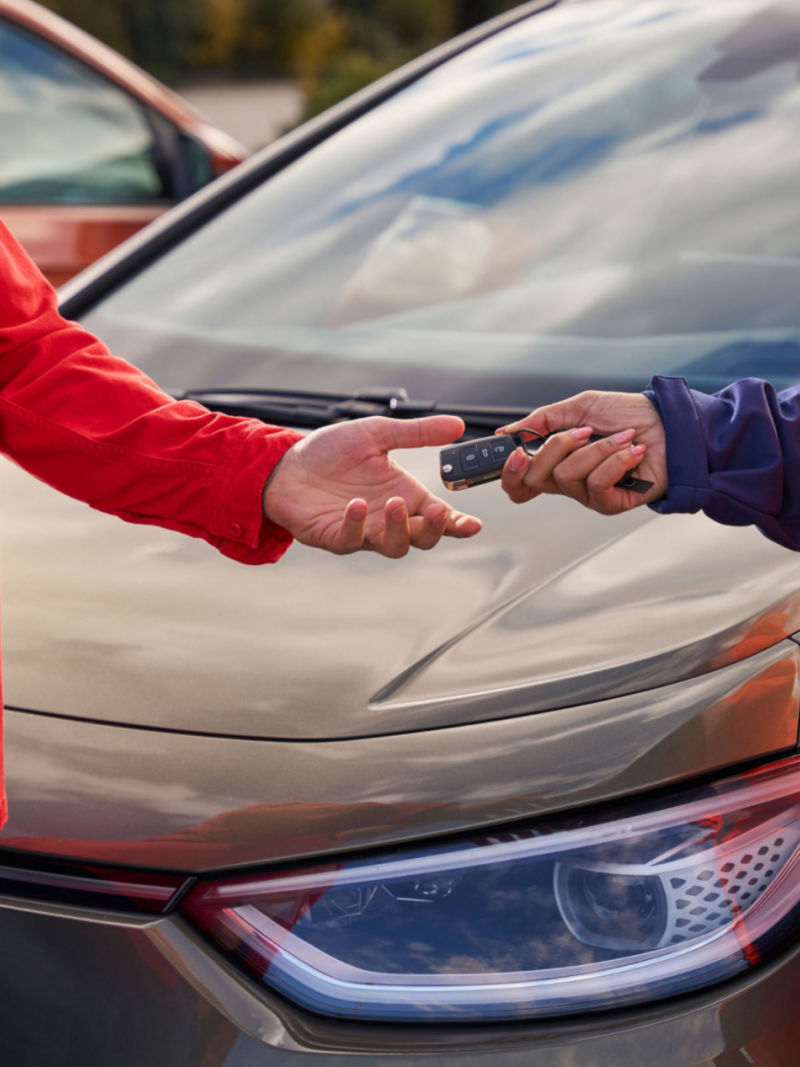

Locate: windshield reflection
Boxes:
[82,0,800,406]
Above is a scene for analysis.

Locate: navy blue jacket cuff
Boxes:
[643,376,708,515]
[642,375,800,552]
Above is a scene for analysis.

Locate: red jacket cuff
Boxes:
[210,420,304,565]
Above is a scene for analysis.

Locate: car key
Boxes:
[439,430,654,493]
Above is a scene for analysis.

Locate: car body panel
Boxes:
[0,896,799,1064]
[1,640,796,871]
[1,448,800,740]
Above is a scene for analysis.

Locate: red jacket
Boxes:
[0,221,303,828]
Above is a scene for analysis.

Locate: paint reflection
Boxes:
[2,645,796,871]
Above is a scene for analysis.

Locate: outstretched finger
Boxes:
[332,498,368,554]
[409,502,448,551]
[585,444,649,515]
[367,415,466,453]
[372,496,411,558]
[443,508,482,538]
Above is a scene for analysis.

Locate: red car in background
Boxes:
[0,0,247,285]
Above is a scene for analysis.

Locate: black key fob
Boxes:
[440,431,654,493]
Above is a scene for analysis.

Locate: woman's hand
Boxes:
[498,391,668,515]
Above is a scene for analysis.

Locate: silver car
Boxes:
[3,0,800,1062]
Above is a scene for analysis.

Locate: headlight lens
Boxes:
[182,757,800,1022]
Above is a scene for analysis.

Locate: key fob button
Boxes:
[461,447,480,471]
[440,449,458,473]
[491,439,512,463]
[476,443,494,468]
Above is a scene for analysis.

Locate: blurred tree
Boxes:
[299,0,525,119]
[189,0,248,69]
[290,7,349,81]
[39,0,200,82]
[38,0,523,106]
[120,0,198,82]
[38,0,130,58]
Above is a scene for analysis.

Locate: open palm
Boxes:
[262,415,482,557]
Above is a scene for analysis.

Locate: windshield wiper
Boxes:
[178,387,528,432]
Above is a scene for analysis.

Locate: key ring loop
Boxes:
[512,428,546,456]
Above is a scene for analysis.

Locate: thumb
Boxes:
[366,415,466,452]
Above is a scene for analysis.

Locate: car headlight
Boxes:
[181,756,800,1022]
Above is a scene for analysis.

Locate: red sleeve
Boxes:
[0,220,304,564]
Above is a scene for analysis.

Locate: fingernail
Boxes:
[432,509,446,526]
[630,443,646,456]
[571,426,593,440]
[612,429,636,444]
[391,506,405,522]
[495,426,508,435]
[509,447,526,471]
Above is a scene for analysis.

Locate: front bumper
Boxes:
[0,890,799,1066]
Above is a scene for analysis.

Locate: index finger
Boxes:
[498,393,599,437]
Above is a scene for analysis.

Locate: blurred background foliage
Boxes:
[38,0,521,117]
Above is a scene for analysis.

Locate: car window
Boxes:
[0,17,166,205]
[83,0,800,406]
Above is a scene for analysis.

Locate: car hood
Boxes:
[2,446,800,740]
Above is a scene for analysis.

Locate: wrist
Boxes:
[262,449,292,528]
[261,437,305,529]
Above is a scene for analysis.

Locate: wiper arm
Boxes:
[179,386,527,433]
[180,386,432,425]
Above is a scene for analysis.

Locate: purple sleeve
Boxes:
[643,375,800,552]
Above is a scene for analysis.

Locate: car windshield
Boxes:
[81,0,800,409]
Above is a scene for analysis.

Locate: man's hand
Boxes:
[498,391,668,515]
[262,415,482,557]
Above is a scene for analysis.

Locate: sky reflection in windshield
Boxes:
[83,0,800,405]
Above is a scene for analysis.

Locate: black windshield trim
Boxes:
[58,0,561,321]
[180,388,527,433]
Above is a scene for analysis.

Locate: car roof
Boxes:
[0,0,246,165]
